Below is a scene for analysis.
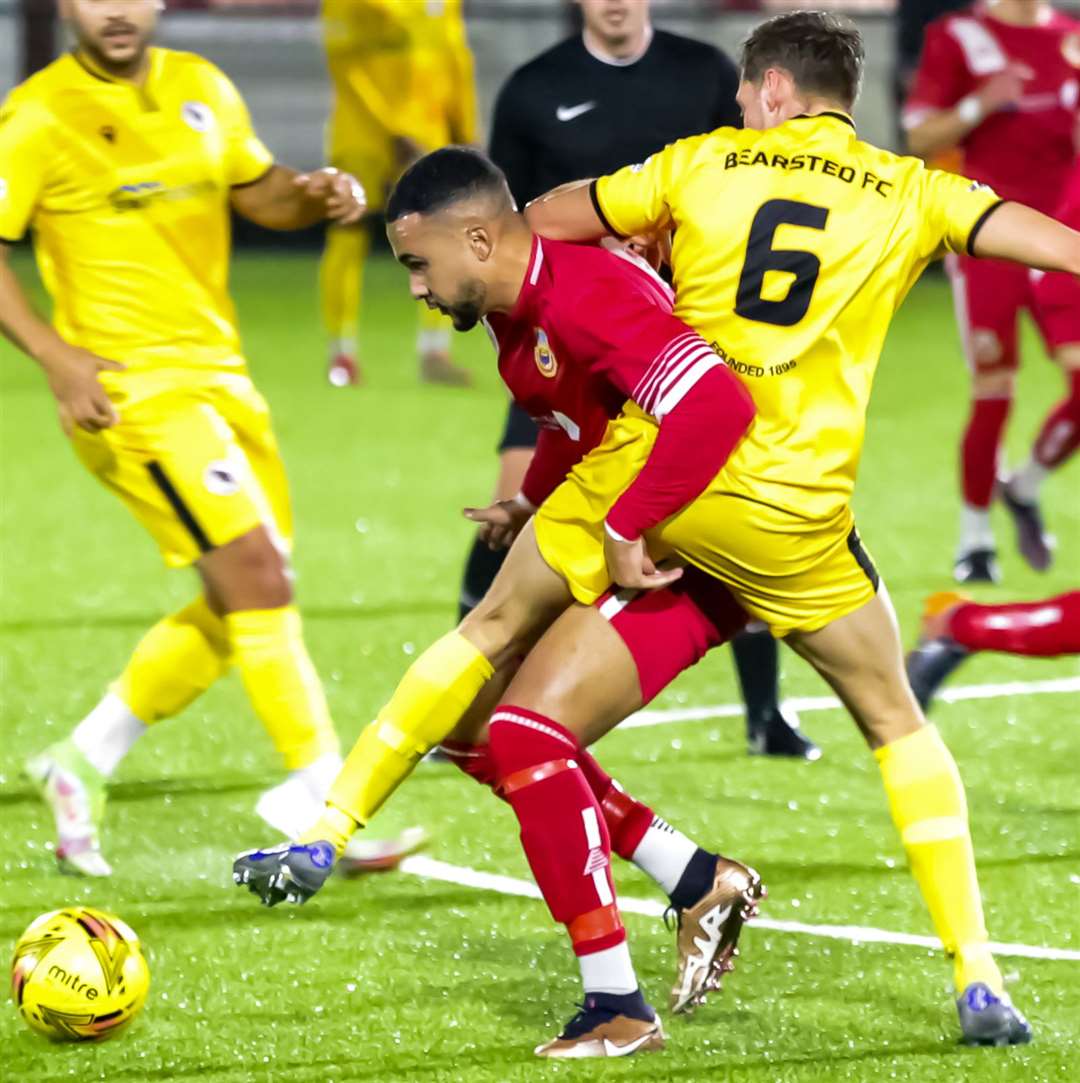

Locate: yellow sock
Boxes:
[225,606,340,770]
[302,631,493,854]
[320,223,368,345]
[113,596,228,722]
[876,725,1003,994]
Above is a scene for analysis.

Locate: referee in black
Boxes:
[456,0,819,759]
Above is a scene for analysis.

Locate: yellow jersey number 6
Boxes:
[735,199,829,327]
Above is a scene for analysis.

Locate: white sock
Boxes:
[418,328,451,355]
[958,504,994,554]
[630,815,699,896]
[579,941,637,995]
[291,750,344,803]
[331,336,357,359]
[1009,458,1049,504]
[70,693,147,778]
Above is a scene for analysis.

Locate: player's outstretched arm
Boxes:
[524,180,607,242]
[230,165,366,230]
[972,203,1080,277]
[0,243,123,434]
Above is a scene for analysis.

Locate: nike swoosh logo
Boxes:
[602,1027,659,1057]
[556,101,597,122]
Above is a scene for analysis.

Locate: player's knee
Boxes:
[971,365,1014,400]
[969,330,1015,376]
[458,599,535,669]
[200,526,293,612]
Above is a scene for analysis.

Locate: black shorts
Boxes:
[497,401,539,453]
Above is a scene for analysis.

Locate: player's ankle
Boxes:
[582,988,653,1023]
[667,848,719,910]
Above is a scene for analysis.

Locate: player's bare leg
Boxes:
[957,363,1015,584]
[1001,344,1080,569]
[786,590,1031,1045]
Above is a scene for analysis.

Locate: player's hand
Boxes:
[975,62,1033,116]
[232,841,336,907]
[37,343,124,435]
[603,529,684,591]
[463,496,533,550]
[294,168,366,225]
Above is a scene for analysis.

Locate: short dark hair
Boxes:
[386,146,511,222]
[740,11,864,110]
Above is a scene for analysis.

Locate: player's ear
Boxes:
[466,225,494,262]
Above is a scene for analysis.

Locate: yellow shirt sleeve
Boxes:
[207,66,274,187]
[0,90,51,242]
[918,168,1004,259]
[592,134,709,238]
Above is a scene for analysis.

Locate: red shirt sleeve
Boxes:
[553,276,723,419]
[903,21,972,127]
[551,277,756,540]
[519,426,585,509]
[605,364,755,541]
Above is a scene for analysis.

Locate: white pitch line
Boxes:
[624,674,1080,730]
[399,855,1080,963]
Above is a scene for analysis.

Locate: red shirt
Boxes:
[485,237,755,537]
[904,4,1080,213]
[1054,154,1080,224]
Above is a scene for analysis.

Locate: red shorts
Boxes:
[946,254,1080,371]
[597,567,749,706]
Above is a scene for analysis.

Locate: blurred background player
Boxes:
[903,0,1080,583]
[320,0,477,387]
[0,0,417,877]
[907,589,1080,707]
[462,0,818,759]
[1002,154,1080,563]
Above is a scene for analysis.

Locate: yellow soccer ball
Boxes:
[10,906,150,1042]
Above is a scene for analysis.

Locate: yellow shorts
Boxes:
[534,409,878,638]
[70,375,292,569]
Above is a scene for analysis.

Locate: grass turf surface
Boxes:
[1,251,1078,1082]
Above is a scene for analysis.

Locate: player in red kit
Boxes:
[236,149,765,1056]
[1001,156,1080,562]
[904,0,1080,582]
[907,589,1080,708]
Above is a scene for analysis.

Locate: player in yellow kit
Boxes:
[320,0,477,386]
[0,0,423,877]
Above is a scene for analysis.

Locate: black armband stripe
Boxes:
[589,179,626,239]
[966,199,1008,256]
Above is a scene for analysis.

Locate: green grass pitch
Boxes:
[1,250,1077,1082]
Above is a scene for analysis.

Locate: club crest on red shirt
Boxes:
[534,328,557,378]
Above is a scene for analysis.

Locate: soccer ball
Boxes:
[10,906,150,1042]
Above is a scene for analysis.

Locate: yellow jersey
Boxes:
[322,0,476,151]
[0,48,273,401]
[593,112,1003,521]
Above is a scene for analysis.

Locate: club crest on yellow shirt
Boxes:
[182,102,214,133]
[534,328,557,378]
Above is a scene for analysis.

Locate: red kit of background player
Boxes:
[904,1,1080,581]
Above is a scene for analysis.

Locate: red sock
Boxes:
[488,707,625,957]
[1033,370,1080,469]
[441,740,654,859]
[962,397,1011,507]
[949,592,1080,656]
